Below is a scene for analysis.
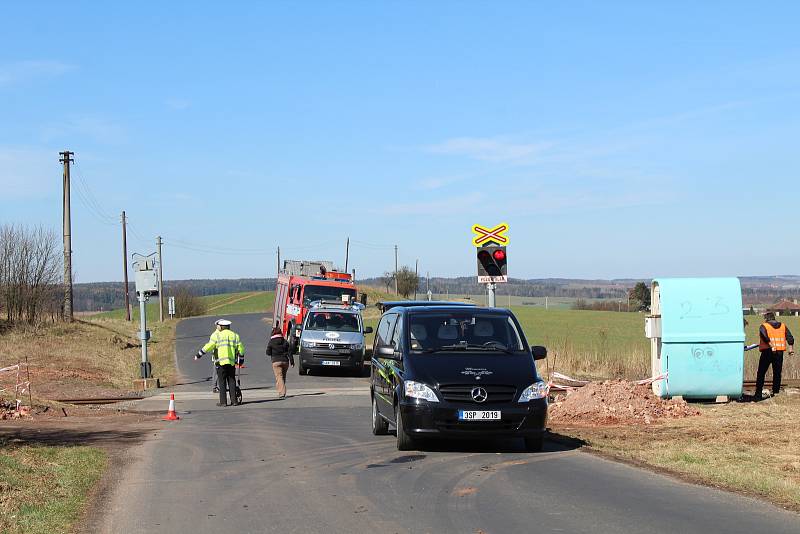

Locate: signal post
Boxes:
[132,252,161,391]
[472,223,509,308]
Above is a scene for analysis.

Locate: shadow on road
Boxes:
[394,430,585,454]
[173,376,213,386]
[0,426,154,448]
[241,392,326,405]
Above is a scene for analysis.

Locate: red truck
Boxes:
[274,261,357,353]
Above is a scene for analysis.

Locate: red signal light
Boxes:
[492,249,506,261]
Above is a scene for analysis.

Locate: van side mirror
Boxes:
[364,326,374,334]
[376,345,399,359]
[531,346,547,360]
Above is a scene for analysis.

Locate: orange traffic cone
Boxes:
[163,393,180,421]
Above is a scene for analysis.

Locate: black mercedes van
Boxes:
[370,304,548,451]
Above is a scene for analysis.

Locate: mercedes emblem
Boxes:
[471,386,488,403]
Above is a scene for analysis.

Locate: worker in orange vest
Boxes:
[755,312,795,400]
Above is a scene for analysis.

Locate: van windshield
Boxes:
[303,285,356,306]
[408,312,526,353]
[306,312,360,332]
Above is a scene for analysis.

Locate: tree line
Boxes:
[73,278,276,312]
[0,225,63,324]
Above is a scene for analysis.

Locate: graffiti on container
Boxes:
[679,297,730,320]
[692,346,716,360]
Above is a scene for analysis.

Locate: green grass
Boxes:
[90,291,275,321]
[206,291,275,316]
[433,293,619,309]
[511,306,800,380]
[0,442,107,534]
[512,306,650,379]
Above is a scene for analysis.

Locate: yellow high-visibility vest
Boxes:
[202,329,245,366]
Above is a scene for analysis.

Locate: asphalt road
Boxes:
[99,313,799,533]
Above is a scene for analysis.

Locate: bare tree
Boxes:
[380,271,395,294]
[0,224,62,325]
[174,286,206,318]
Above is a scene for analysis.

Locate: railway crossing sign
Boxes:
[472,223,509,289]
[471,223,509,247]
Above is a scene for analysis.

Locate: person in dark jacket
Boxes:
[266,327,295,398]
[755,312,795,400]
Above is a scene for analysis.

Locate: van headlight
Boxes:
[518,381,549,402]
[301,340,316,349]
[350,343,364,350]
[404,381,439,402]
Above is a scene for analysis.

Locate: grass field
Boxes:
[431,293,615,309]
[512,306,650,379]
[91,291,275,322]
[0,442,106,534]
[507,307,800,381]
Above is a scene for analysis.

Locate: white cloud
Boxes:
[166,98,191,110]
[42,116,127,144]
[0,60,75,87]
[0,147,58,198]
[378,192,483,216]
[425,137,552,162]
[413,175,465,191]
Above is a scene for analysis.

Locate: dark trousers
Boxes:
[216,364,237,405]
[755,350,784,397]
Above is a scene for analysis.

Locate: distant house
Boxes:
[767,299,800,317]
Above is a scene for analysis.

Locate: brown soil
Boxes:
[548,379,701,425]
[22,366,132,400]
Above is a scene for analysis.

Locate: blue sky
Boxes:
[2,2,798,282]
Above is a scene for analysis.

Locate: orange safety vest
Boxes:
[760,322,787,352]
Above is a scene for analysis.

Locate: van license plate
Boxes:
[322,360,341,366]
[458,410,501,421]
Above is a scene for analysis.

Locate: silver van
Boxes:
[297,301,373,376]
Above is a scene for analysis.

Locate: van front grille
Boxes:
[438,384,517,404]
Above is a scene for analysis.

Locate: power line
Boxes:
[350,239,395,250]
[70,165,117,225]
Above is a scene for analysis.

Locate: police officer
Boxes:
[195,319,245,406]
[755,311,795,400]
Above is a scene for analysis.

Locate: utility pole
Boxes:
[344,237,350,273]
[157,236,164,322]
[60,151,74,322]
[414,259,419,300]
[394,245,399,295]
[276,246,281,276]
[121,211,131,321]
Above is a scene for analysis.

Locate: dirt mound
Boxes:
[549,379,700,426]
